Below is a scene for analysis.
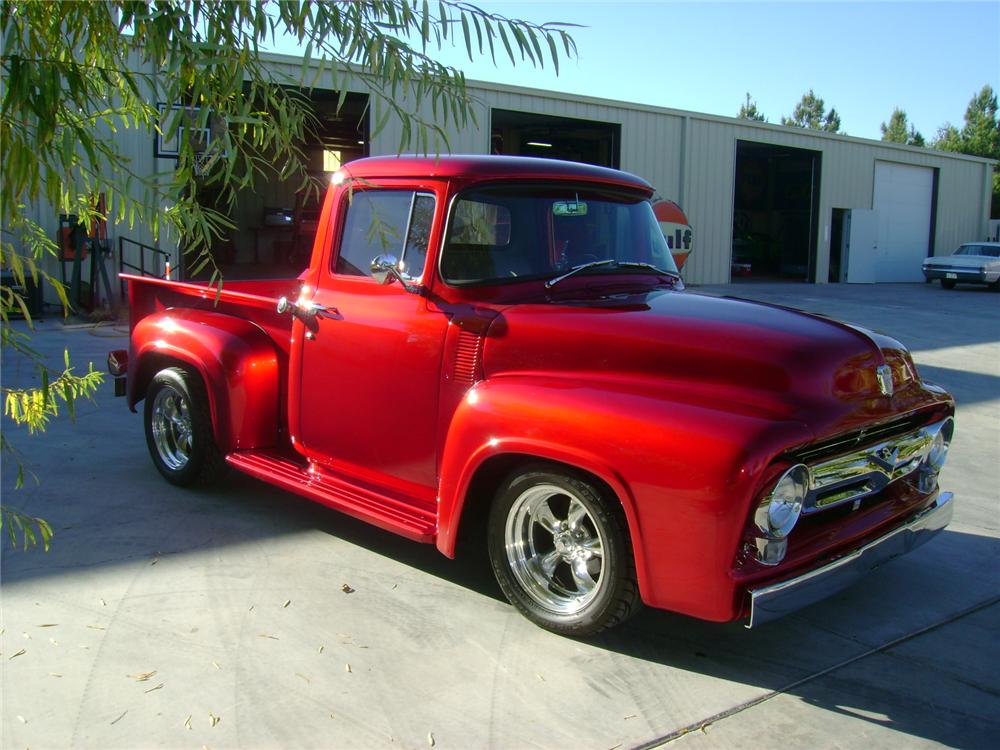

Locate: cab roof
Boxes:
[339,155,653,194]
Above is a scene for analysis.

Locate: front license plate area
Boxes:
[946,272,958,279]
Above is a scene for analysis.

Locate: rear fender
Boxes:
[129,309,280,453]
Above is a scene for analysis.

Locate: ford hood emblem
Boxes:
[876,364,894,397]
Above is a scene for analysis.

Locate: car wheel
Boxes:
[144,366,226,486]
[989,279,1000,292]
[940,279,956,289]
[488,465,641,636]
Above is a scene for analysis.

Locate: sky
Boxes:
[277,1,1000,143]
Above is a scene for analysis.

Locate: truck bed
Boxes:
[122,274,297,359]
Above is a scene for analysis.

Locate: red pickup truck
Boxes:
[110,156,955,636]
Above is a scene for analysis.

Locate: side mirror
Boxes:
[370,254,400,285]
[371,254,419,293]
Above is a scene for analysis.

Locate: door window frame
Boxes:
[328,186,437,283]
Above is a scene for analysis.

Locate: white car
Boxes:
[922,242,1000,290]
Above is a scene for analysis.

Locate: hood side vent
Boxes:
[454,329,485,385]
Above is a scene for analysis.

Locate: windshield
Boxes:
[440,185,680,285]
[955,244,1000,258]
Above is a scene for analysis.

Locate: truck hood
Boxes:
[482,289,932,441]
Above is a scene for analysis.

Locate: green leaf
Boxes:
[498,23,515,63]
[460,14,472,61]
[546,34,560,74]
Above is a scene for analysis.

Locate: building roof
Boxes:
[340,154,654,192]
[257,49,997,168]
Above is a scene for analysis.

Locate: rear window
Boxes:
[955,244,1000,258]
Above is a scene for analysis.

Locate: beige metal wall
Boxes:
[372,77,995,285]
[26,54,995,302]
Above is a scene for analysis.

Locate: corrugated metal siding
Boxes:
[682,120,736,284]
[377,78,993,285]
[26,56,995,300]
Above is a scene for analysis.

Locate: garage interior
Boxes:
[188,89,370,280]
[490,109,621,168]
[731,140,821,282]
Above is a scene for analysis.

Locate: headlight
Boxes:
[917,417,954,492]
[755,464,810,539]
[925,417,954,473]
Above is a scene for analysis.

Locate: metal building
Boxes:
[26,51,997,305]
[398,75,996,287]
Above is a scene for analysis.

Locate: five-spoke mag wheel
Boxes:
[144,366,225,486]
[150,384,194,471]
[489,466,640,635]
[505,483,606,615]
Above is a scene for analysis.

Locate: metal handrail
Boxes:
[119,236,172,299]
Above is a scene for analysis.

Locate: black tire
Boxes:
[487,465,641,636]
[940,279,956,289]
[144,366,226,486]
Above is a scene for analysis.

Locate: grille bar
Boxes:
[802,418,951,514]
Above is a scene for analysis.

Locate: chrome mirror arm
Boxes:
[371,254,419,294]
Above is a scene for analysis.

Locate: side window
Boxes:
[335,190,435,279]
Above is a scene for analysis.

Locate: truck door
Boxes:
[292,185,447,497]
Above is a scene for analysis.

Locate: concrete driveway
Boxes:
[2,282,998,749]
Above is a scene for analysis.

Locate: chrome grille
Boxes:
[803,418,952,514]
[795,414,926,463]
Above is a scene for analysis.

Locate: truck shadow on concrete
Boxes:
[4,464,998,749]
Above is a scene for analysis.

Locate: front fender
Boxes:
[436,375,812,618]
[129,309,280,453]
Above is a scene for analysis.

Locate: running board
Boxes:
[226,449,437,543]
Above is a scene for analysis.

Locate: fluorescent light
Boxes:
[526,141,552,148]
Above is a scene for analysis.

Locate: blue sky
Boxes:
[279,1,1000,143]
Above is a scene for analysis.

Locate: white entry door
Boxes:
[845,209,878,283]
[873,161,935,281]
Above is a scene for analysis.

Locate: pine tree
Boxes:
[781,89,842,133]
[880,108,925,146]
[738,92,766,122]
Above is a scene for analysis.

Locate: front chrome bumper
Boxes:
[747,491,954,628]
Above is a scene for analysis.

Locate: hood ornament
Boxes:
[876,365,894,398]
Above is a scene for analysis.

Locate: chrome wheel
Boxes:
[504,483,606,615]
[150,385,193,471]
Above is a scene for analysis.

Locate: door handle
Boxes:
[305,302,341,320]
[277,297,341,321]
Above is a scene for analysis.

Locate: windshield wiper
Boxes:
[544,259,616,288]
[615,261,682,280]
[545,259,681,288]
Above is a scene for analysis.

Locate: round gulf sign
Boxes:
[653,199,694,271]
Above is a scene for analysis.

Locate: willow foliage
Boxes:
[0,0,576,549]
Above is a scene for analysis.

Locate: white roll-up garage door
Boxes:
[873,161,935,282]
